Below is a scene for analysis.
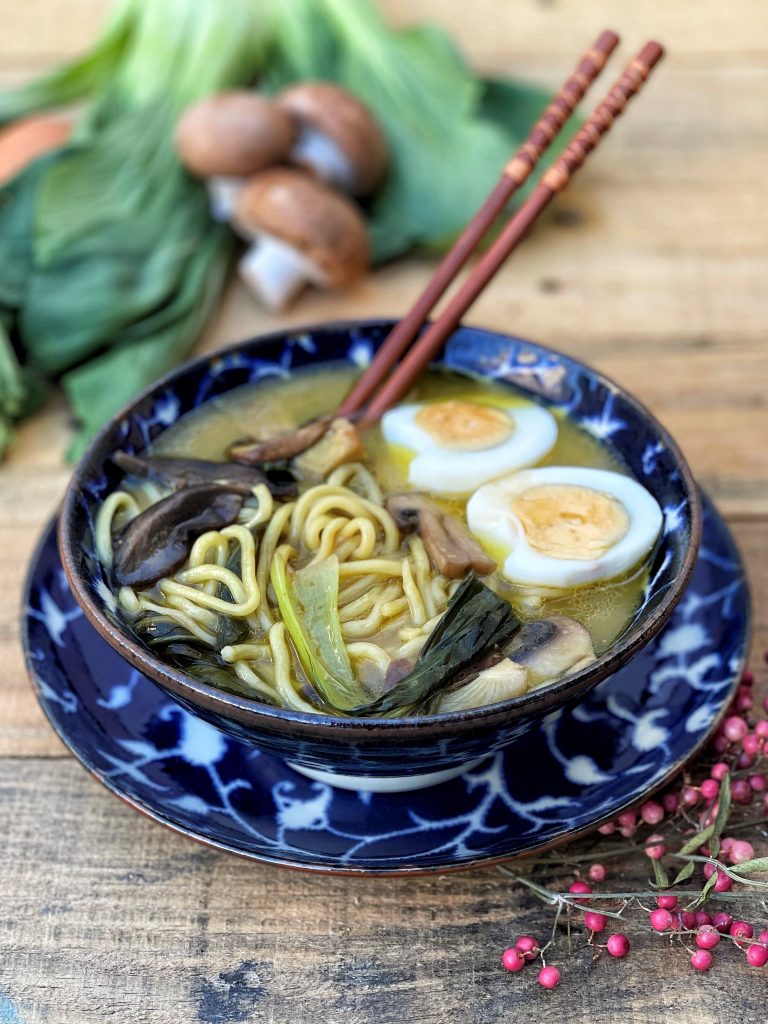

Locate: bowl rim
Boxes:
[59,317,702,733]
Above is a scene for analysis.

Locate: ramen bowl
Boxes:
[59,320,701,792]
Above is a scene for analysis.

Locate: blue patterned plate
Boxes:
[24,495,748,874]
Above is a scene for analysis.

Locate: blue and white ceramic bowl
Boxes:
[59,321,701,791]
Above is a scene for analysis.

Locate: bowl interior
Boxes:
[60,320,701,728]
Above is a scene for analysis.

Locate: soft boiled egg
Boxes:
[380,399,558,495]
[466,466,662,587]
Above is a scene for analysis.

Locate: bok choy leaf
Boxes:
[349,573,521,718]
[271,551,365,711]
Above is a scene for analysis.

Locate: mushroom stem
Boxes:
[238,234,313,311]
[206,176,245,221]
[290,125,356,193]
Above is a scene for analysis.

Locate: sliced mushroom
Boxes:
[112,484,244,589]
[174,93,296,220]
[228,415,334,465]
[437,659,529,714]
[112,451,297,498]
[435,615,596,712]
[293,418,365,481]
[278,82,388,197]
[385,493,496,578]
[232,168,369,311]
[503,616,596,687]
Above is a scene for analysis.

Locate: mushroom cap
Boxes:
[278,82,388,196]
[175,92,296,178]
[233,168,370,287]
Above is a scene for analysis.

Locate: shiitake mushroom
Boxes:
[112,484,244,589]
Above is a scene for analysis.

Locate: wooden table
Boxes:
[2,2,767,1021]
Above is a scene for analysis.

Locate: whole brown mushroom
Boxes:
[175,92,295,220]
[232,168,370,311]
[278,82,388,197]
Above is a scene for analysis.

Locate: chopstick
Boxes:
[337,29,620,418]
[358,40,664,427]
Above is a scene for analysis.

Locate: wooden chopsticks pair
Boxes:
[338,32,664,426]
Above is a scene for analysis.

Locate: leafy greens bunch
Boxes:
[0,0,568,458]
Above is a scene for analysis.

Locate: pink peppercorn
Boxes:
[502,948,525,973]
[645,834,666,859]
[710,763,729,782]
[713,912,734,934]
[619,824,636,839]
[742,733,761,757]
[690,950,713,972]
[700,778,719,801]
[695,926,720,950]
[597,822,616,836]
[736,691,753,713]
[640,800,665,825]
[723,716,749,742]
[747,944,768,968]
[588,863,606,883]
[742,668,755,686]
[568,881,591,905]
[617,811,637,828]
[681,786,700,807]
[731,779,753,804]
[584,911,608,933]
[538,966,560,989]
[650,909,674,932]
[678,911,697,931]
[657,895,678,911]
[749,774,767,792]
[662,793,679,814]
[695,911,713,928]
[729,840,755,865]
[755,720,768,739]
[703,862,716,880]
[738,751,756,769]
[730,921,754,948]
[714,870,733,892]
[720,836,735,854]
[606,934,630,958]
[713,734,729,754]
[759,930,768,944]
[514,936,540,962]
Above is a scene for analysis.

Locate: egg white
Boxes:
[466,466,663,587]
[380,401,558,495]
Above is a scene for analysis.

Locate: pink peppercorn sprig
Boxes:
[498,665,768,988]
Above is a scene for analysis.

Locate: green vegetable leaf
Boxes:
[671,861,696,886]
[709,773,731,859]
[650,858,669,889]
[350,573,520,717]
[271,551,364,710]
[730,857,768,876]
[689,870,719,910]
[267,0,567,262]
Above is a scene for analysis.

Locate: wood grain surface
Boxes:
[1,1,767,1021]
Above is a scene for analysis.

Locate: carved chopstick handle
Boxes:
[505,29,620,186]
[542,41,664,193]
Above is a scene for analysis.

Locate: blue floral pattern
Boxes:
[25,494,748,873]
[60,322,701,778]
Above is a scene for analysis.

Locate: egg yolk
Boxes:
[511,484,630,561]
[414,401,513,451]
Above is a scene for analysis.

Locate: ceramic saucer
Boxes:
[23,493,748,875]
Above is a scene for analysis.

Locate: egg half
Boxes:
[380,399,558,495]
[466,466,663,587]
